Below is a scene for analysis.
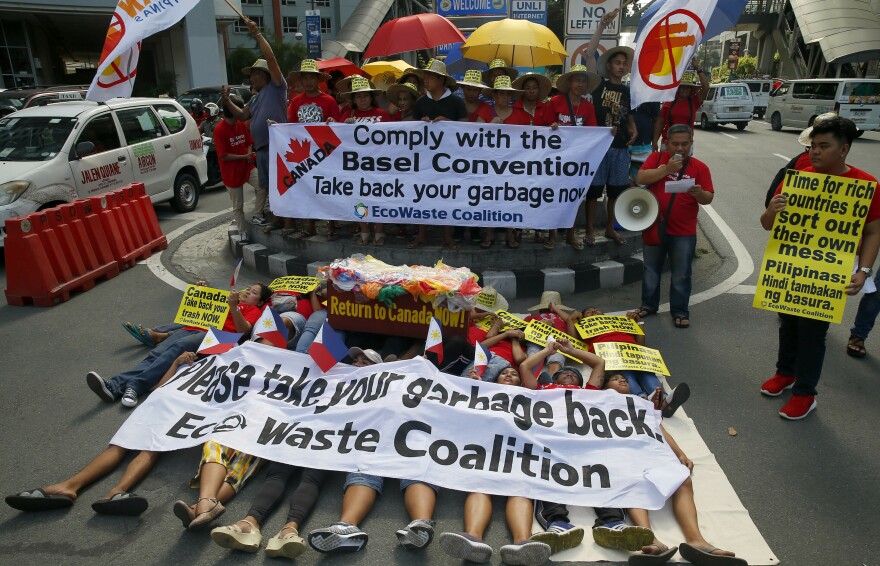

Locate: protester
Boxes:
[458,69,489,122]
[652,66,708,152]
[460,288,526,382]
[481,58,518,106]
[523,291,572,377]
[763,112,834,208]
[386,67,425,117]
[636,124,714,329]
[848,271,880,358]
[214,94,261,240]
[760,116,879,419]
[386,81,419,122]
[513,72,550,126]
[583,9,637,247]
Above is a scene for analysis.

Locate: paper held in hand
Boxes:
[173,285,230,329]
[593,342,670,376]
[523,320,591,362]
[269,276,320,294]
[665,179,694,193]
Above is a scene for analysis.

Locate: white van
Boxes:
[767,78,880,132]
[0,98,207,246]
[735,79,774,118]
[697,83,754,130]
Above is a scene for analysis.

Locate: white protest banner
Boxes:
[268,122,613,230]
[112,342,688,509]
[88,0,199,102]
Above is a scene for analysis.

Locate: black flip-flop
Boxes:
[679,543,748,566]
[6,488,74,512]
[662,383,691,418]
[629,545,678,565]
[91,492,148,516]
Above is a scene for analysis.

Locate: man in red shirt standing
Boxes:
[635,124,714,329]
[214,95,261,241]
[759,116,879,419]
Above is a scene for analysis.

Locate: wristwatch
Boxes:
[858,266,874,277]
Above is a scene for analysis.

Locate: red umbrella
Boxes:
[364,13,466,59]
[316,58,368,77]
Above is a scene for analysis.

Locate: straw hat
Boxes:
[288,59,331,82]
[513,72,552,99]
[341,75,382,99]
[457,69,488,90]
[242,58,271,77]
[597,46,634,79]
[482,58,518,83]
[678,69,701,87]
[386,81,420,102]
[397,67,424,90]
[475,286,509,313]
[482,75,523,99]
[418,59,457,89]
[348,347,382,365]
[797,112,838,146]
[556,65,601,94]
[528,291,574,312]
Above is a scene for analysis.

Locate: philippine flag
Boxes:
[474,343,492,377]
[230,258,243,288]
[424,317,444,364]
[197,328,243,355]
[253,307,288,348]
[308,320,349,373]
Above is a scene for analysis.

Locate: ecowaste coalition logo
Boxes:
[353,203,369,219]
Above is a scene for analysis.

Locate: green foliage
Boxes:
[226,29,307,84]
[737,55,757,78]
[227,46,258,85]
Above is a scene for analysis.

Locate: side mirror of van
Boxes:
[75,141,96,158]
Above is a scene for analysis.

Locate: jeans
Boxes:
[460,354,511,383]
[107,329,205,397]
[294,310,329,354]
[851,272,880,340]
[641,234,697,318]
[777,313,830,396]
[280,311,307,349]
[343,472,440,495]
[620,370,662,398]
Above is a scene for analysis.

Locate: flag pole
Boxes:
[222,0,245,19]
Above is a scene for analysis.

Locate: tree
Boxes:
[737,55,757,78]
[226,29,307,84]
[227,46,258,85]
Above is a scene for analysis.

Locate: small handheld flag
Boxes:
[308,320,349,372]
[253,307,288,348]
[231,258,243,288]
[197,328,244,355]
[424,317,444,364]
[474,343,492,377]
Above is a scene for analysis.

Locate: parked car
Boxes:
[0,85,90,117]
[767,78,880,132]
[734,79,774,118]
[177,85,252,109]
[697,83,754,130]
[0,97,207,247]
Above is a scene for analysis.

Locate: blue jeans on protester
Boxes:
[777,313,830,397]
[343,472,440,495]
[851,272,880,341]
[460,354,511,383]
[107,329,205,397]
[295,310,329,354]
[620,370,662,398]
[641,234,697,318]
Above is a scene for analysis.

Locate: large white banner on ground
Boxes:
[112,342,688,509]
[268,122,614,229]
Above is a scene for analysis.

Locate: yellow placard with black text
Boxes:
[523,320,590,362]
[173,285,230,329]
[575,315,644,339]
[474,310,528,331]
[754,170,875,323]
[269,276,320,294]
[593,342,670,376]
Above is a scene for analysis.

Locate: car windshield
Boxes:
[177,92,221,106]
[0,97,25,109]
[0,115,77,161]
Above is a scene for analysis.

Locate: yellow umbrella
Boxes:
[361,60,416,80]
[461,18,566,68]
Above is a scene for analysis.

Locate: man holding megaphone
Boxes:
[633,124,715,329]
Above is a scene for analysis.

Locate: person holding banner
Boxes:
[513,73,550,127]
[760,117,880,420]
[480,59,518,107]
[458,70,490,122]
[636,124,715,329]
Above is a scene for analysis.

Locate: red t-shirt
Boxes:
[467,326,515,365]
[587,331,637,351]
[476,105,532,125]
[641,151,714,236]
[659,93,699,141]
[341,106,391,123]
[468,101,491,122]
[523,312,567,332]
[540,383,600,391]
[212,120,254,188]
[288,92,340,123]
[542,95,597,127]
[514,99,547,126]
[184,303,263,333]
[774,165,879,224]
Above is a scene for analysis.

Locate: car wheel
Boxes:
[771,112,782,131]
[700,114,710,130]
[171,172,199,212]
[736,122,747,131]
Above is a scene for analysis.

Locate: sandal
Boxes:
[265,525,307,559]
[326,231,338,242]
[262,223,280,234]
[373,234,385,246]
[123,323,152,347]
[506,239,520,249]
[443,240,461,251]
[567,236,585,250]
[480,239,494,249]
[5,488,75,512]
[211,518,263,553]
[629,543,678,565]
[173,500,195,528]
[91,492,148,516]
[678,543,747,566]
[847,335,867,358]
[674,316,690,329]
[583,234,596,247]
[543,240,556,250]
[634,307,656,318]
[357,232,371,245]
[188,497,225,530]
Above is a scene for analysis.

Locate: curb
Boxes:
[228,225,645,299]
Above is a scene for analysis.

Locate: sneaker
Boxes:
[395,519,435,550]
[779,394,816,420]
[760,374,797,397]
[120,387,139,408]
[239,232,249,244]
[592,522,655,551]
[251,215,268,225]
[86,372,115,403]
[499,540,552,566]
[528,521,584,554]
[438,532,493,563]
[307,522,368,553]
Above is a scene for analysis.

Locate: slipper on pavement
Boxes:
[662,383,691,418]
[6,488,74,512]
[134,326,154,347]
[122,323,151,347]
[91,492,148,516]
[629,545,678,565]
[679,543,748,566]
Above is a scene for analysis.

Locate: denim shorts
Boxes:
[591,147,630,188]
[343,472,440,495]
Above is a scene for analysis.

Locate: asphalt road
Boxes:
[0,119,878,566]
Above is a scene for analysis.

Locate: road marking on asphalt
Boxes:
[730,284,758,294]
[773,153,790,161]
[145,210,229,291]
[721,133,738,140]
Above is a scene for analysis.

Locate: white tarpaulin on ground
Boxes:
[268,121,613,229]
[111,342,687,509]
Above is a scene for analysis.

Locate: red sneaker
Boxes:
[760,374,796,397]
[779,394,816,420]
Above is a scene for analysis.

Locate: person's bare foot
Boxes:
[42,483,77,500]
[640,541,669,555]
[605,229,624,245]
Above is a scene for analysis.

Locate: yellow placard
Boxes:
[475,310,528,331]
[269,276,320,294]
[593,342,670,376]
[523,320,590,362]
[754,170,875,323]
[575,315,645,339]
[173,285,230,329]
[475,290,497,310]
